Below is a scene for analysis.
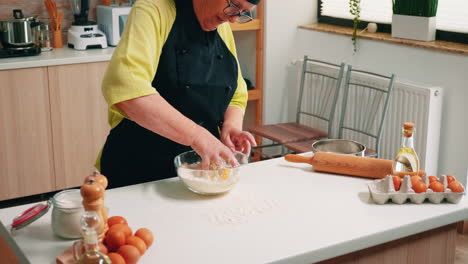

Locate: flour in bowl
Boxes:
[177,162,240,194]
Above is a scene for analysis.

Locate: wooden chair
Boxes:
[285,66,395,158]
[248,56,345,158]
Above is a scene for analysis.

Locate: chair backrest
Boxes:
[338,66,395,158]
[296,55,346,137]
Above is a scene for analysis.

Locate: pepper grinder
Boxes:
[80,172,109,241]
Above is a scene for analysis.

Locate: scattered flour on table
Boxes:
[205,191,280,225]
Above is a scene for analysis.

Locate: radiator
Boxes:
[294,61,443,175]
[380,81,443,175]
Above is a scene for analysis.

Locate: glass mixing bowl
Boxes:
[174,150,248,195]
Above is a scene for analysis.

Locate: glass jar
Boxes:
[51,189,84,239]
[35,22,52,51]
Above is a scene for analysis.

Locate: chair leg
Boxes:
[280,145,286,156]
[251,141,286,160]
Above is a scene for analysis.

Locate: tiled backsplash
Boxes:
[0,0,103,32]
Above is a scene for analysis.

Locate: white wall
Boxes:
[264,1,468,185]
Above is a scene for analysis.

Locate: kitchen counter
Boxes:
[0,47,115,71]
[0,155,467,263]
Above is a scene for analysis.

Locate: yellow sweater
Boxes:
[101,0,248,129]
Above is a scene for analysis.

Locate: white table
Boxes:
[1,156,467,264]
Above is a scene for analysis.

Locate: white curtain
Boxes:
[321,0,468,33]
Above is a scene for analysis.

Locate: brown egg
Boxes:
[392,176,402,191]
[428,181,445,192]
[428,176,439,184]
[126,235,147,255]
[447,175,457,184]
[105,230,126,252]
[108,223,132,238]
[448,181,464,193]
[108,253,126,264]
[410,175,423,185]
[135,228,154,248]
[412,181,427,193]
[107,216,128,228]
[118,245,141,264]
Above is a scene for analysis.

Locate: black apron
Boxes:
[100,0,238,189]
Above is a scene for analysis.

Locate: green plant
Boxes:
[349,0,361,52]
[393,0,438,17]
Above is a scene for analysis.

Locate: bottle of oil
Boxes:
[393,122,420,176]
[76,211,111,264]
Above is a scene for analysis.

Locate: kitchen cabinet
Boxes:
[0,67,55,200]
[48,62,109,190]
[0,62,109,201]
[230,2,264,146]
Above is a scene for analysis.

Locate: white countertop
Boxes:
[0,47,115,71]
[1,156,467,264]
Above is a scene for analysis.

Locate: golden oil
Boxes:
[393,122,420,175]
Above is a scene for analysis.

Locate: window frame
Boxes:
[317,0,468,45]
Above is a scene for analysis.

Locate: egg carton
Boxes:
[368,175,465,204]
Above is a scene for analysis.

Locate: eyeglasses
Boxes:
[223,0,253,24]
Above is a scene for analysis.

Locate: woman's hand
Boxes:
[221,124,257,155]
[190,126,238,169]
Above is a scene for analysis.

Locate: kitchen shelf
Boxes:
[230,19,261,31]
[248,89,261,101]
[230,4,264,153]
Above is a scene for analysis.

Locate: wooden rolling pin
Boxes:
[285,152,425,179]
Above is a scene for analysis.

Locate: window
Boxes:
[319,0,468,44]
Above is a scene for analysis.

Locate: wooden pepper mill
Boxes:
[80,171,109,241]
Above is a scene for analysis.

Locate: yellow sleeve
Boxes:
[102,0,175,128]
[217,23,248,114]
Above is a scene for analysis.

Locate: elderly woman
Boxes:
[97,0,260,188]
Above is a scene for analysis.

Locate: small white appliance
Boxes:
[67,0,107,50]
[96,5,131,46]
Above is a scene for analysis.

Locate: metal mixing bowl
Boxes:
[311,139,366,157]
[174,151,248,195]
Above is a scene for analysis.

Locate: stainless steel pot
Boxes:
[311,139,366,157]
[0,9,38,48]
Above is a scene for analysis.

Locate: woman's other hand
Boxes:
[221,106,257,155]
[190,126,238,169]
[221,124,257,155]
